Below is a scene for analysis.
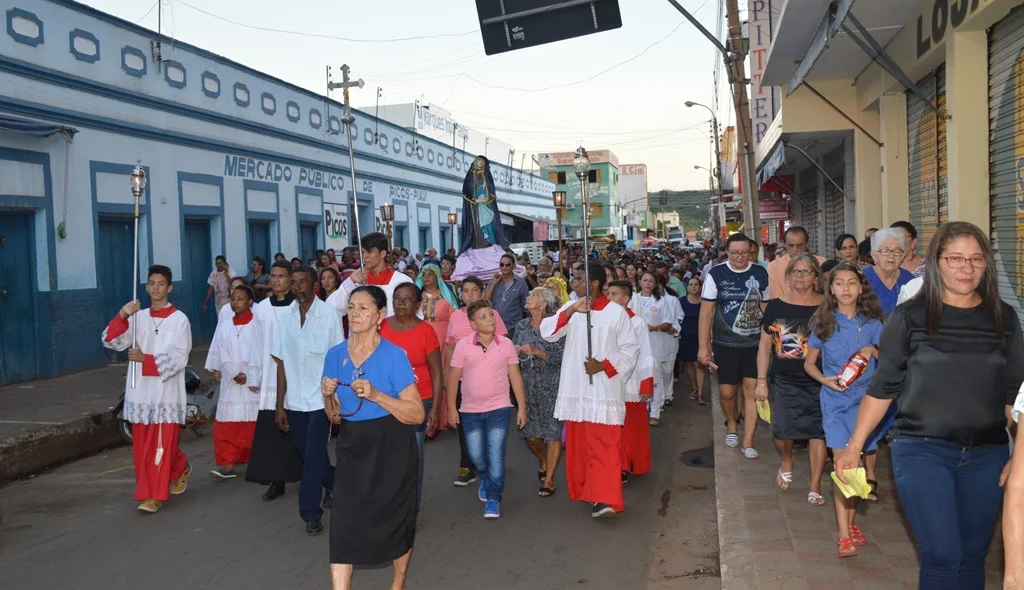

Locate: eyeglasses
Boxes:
[728,251,750,257]
[941,255,987,269]
[788,269,815,277]
[876,247,905,257]
[499,262,512,267]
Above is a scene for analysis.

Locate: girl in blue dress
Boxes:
[803,263,886,558]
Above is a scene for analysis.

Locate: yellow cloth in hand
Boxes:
[831,467,871,499]
[755,399,771,424]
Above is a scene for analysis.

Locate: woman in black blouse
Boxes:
[835,222,1024,588]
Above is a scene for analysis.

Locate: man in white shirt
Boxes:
[328,232,412,318]
[272,266,343,536]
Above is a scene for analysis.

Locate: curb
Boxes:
[0,410,125,483]
[709,371,759,590]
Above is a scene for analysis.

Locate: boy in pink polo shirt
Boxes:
[447,300,527,519]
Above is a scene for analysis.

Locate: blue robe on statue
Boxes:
[459,156,509,255]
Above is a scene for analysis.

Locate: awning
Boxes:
[0,114,77,142]
[787,0,854,93]
[756,139,785,187]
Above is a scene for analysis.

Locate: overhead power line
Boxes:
[174,0,479,43]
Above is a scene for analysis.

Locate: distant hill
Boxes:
[647,189,711,230]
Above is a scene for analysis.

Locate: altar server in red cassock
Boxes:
[607,280,655,479]
[102,265,192,513]
[206,285,262,479]
[540,265,640,518]
[328,232,412,319]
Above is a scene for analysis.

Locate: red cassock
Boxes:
[565,421,624,512]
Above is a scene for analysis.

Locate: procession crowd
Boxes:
[100,218,1024,589]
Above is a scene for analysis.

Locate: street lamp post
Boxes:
[447,212,457,255]
[552,191,566,264]
[379,203,395,253]
[572,146,594,384]
[694,164,718,234]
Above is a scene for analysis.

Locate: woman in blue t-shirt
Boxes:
[320,285,424,587]
[803,264,886,558]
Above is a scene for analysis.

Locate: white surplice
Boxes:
[327,268,414,319]
[102,307,192,425]
[252,297,295,411]
[205,312,262,422]
[540,295,640,425]
[624,312,656,403]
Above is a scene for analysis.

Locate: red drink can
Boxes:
[837,352,869,388]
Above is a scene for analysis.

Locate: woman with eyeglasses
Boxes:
[321,285,425,590]
[863,228,914,316]
[754,254,827,506]
[513,287,565,497]
[835,222,1024,586]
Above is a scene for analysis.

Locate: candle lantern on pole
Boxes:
[552,191,566,265]
[379,203,395,253]
[572,146,594,384]
[447,212,457,255]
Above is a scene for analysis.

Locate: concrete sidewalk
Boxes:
[0,346,210,482]
[710,373,1005,590]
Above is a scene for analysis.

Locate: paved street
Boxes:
[0,390,718,589]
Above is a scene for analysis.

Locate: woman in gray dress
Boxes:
[513,287,565,497]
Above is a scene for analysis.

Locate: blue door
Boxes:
[0,213,39,385]
[248,221,271,265]
[439,226,449,254]
[97,217,136,362]
[418,227,430,253]
[299,223,318,262]
[184,219,216,344]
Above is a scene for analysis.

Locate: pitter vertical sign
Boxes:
[748,0,778,154]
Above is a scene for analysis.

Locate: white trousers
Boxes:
[648,359,676,420]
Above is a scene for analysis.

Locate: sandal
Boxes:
[537,470,547,482]
[775,469,793,491]
[698,395,708,405]
[538,486,556,497]
[865,479,879,502]
[849,524,867,546]
[649,418,660,427]
[689,391,697,400]
[725,433,739,447]
[837,536,857,558]
[807,491,826,506]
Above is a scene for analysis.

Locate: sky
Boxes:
[82,0,739,191]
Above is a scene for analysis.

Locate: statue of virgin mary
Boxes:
[452,156,514,281]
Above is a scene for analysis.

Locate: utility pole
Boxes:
[724,0,760,234]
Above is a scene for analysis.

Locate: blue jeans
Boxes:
[413,399,432,506]
[891,436,1008,590]
[287,410,334,524]
[462,407,511,503]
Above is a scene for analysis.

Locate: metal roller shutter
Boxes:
[798,165,820,252]
[988,5,1024,333]
[906,66,947,250]
[822,144,846,255]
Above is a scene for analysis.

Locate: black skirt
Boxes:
[770,373,825,441]
[330,414,418,566]
[245,409,303,484]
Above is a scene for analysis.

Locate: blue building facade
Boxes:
[0,0,555,385]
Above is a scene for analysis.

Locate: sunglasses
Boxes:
[499,262,512,267]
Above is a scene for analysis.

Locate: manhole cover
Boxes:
[680,447,715,468]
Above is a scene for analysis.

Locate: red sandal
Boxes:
[837,536,858,558]
[849,524,867,546]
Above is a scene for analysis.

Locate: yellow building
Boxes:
[757,0,1024,325]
